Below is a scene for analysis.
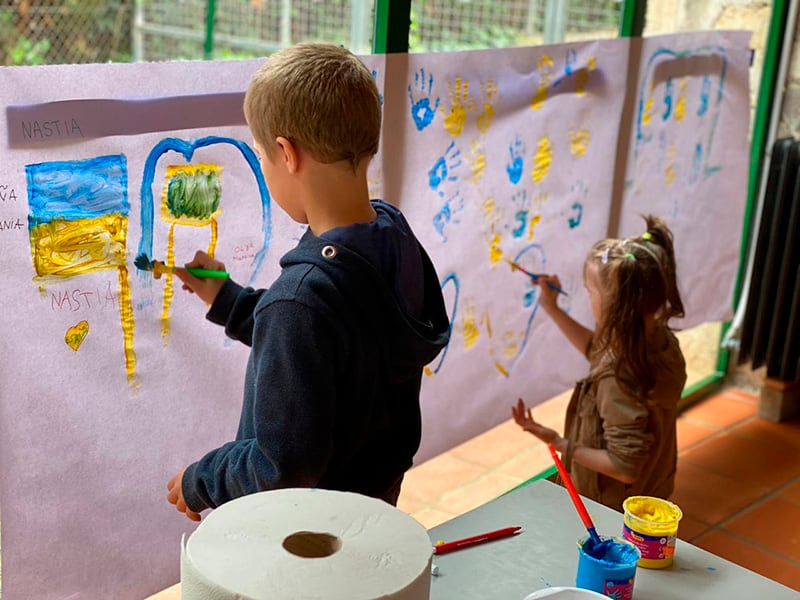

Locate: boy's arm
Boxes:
[205,279,265,346]
[182,299,339,511]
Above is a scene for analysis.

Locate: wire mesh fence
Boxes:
[0,0,621,65]
[0,0,133,65]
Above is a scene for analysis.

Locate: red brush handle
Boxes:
[547,443,595,532]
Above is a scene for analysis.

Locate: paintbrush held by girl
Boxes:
[513,215,687,511]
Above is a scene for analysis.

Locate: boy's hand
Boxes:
[533,274,562,314]
[512,398,566,452]
[174,250,227,305]
[167,468,202,522]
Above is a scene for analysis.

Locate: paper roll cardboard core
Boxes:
[282,531,342,558]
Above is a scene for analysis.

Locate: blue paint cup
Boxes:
[575,536,640,599]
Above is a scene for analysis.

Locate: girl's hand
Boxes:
[534,274,562,315]
[512,398,566,451]
[174,250,227,305]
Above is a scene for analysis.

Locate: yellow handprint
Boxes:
[469,139,487,184]
[476,79,498,135]
[531,54,554,110]
[442,77,475,137]
[459,298,480,349]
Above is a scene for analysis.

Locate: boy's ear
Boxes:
[275,136,299,174]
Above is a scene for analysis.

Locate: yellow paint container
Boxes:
[621,496,683,569]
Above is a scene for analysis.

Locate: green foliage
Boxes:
[8,37,51,66]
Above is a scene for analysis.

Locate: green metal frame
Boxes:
[204,0,217,59]
[372,0,411,53]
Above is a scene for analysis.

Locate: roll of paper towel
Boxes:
[181,488,432,600]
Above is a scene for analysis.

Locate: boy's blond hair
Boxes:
[244,43,381,171]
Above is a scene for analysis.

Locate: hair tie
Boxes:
[641,232,653,241]
[601,247,610,264]
[625,253,636,260]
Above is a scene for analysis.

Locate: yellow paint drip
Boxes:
[160,224,177,341]
[532,136,552,184]
[494,361,509,377]
[30,215,127,280]
[116,265,137,385]
[622,496,683,569]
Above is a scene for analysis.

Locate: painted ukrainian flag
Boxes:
[26,154,129,280]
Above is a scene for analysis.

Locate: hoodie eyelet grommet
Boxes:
[321,245,338,259]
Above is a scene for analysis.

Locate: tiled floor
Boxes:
[398,386,800,592]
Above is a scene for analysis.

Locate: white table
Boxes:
[428,479,797,599]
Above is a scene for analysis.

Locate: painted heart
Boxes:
[65,320,90,351]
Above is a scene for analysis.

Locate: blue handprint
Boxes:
[506,136,526,185]
[428,140,462,192]
[408,68,440,131]
[371,70,384,106]
[433,192,465,242]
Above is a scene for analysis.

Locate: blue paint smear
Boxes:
[425,272,459,375]
[26,154,129,228]
[137,136,270,288]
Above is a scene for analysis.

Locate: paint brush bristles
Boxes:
[134,253,229,280]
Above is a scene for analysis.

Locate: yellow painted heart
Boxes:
[65,320,90,351]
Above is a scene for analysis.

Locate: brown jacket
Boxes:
[561,330,687,511]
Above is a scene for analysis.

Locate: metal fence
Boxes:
[0,0,133,65]
[0,0,621,65]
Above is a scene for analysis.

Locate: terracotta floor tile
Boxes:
[435,472,521,516]
[671,461,769,525]
[728,417,800,453]
[692,529,800,592]
[400,453,485,504]
[723,388,759,405]
[778,480,800,505]
[676,418,719,452]
[499,444,554,480]
[410,506,458,530]
[680,393,758,429]
[680,430,800,489]
[676,514,711,542]
[722,497,800,562]
[449,419,540,468]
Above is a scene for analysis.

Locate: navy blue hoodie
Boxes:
[182,201,450,510]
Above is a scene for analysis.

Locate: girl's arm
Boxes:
[535,275,593,357]
[569,444,636,484]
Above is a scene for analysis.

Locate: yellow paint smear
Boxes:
[470,140,487,184]
[665,143,677,186]
[528,213,541,241]
[569,126,591,157]
[532,136,553,184]
[674,79,687,122]
[30,214,127,280]
[642,97,654,126]
[488,232,503,264]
